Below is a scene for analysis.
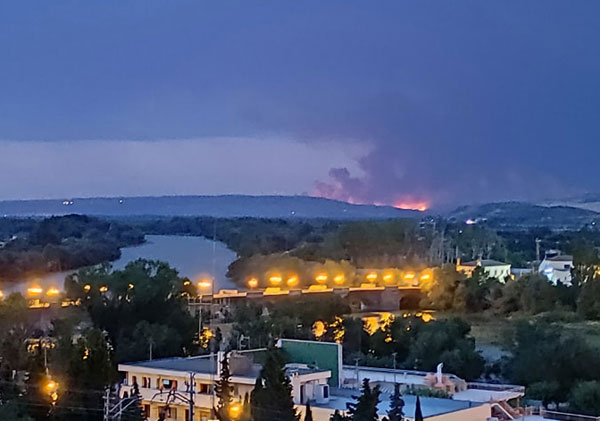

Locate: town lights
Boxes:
[0,290,4,300]
[83,284,91,292]
[420,272,432,282]
[286,275,298,287]
[247,278,259,288]
[46,287,60,297]
[333,274,345,285]
[383,273,394,283]
[268,275,282,286]
[366,272,378,282]
[27,285,43,296]
[315,273,328,284]
[99,285,109,293]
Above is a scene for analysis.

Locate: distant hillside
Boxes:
[0,195,420,219]
[448,201,600,230]
[542,193,600,214]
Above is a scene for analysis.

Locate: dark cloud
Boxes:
[0,1,599,207]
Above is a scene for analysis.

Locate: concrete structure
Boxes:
[457,259,511,281]
[539,253,574,286]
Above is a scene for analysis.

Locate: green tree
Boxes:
[506,321,600,404]
[215,352,234,421]
[569,381,600,416]
[527,381,561,409]
[250,350,298,421]
[347,379,381,421]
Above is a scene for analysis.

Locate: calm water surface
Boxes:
[3,235,238,295]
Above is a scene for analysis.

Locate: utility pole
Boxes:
[188,372,195,421]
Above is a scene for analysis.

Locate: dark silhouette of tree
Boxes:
[215,352,233,421]
[383,384,404,421]
[414,396,423,421]
[250,350,298,421]
[347,379,381,421]
[304,401,314,421]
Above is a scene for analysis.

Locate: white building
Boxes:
[457,259,512,282]
[539,254,574,286]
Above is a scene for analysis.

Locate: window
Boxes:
[323,384,329,399]
[132,376,137,386]
[162,379,177,389]
[198,383,211,394]
[142,377,151,388]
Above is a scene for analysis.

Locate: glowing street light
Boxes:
[198,280,212,290]
[420,272,432,282]
[383,272,394,284]
[0,290,4,300]
[268,275,282,286]
[99,285,108,293]
[403,272,416,281]
[83,284,91,292]
[46,287,60,297]
[366,272,378,282]
[27,285,43,297]
[286,275,299,287]
[315,273,328,284]
[333,274,345,285]
[229,403,242,419]
[247,278,259,288]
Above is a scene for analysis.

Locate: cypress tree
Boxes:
[304,401,313,421]
[250,350,298,421]
[215,352,234,421]
[414,396,423,421]
[347,379,381,421]
[384,384,404,421]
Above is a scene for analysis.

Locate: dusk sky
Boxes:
[1,1,599,209]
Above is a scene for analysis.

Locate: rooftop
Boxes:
[545,255,573,262]
[120,355,215,374]
[324,388,483,418]
[460,259,509,267]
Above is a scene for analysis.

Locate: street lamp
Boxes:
[229,403,242,419]
[333,274,345,285]
[198,280,212,290]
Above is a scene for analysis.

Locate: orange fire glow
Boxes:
[394,201,429,212]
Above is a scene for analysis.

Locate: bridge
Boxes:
[188,284,423,312]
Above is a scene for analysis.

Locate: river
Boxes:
[2,235,238,296]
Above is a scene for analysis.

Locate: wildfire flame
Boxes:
[394,201,429,212]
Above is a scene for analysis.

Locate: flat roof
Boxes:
[120,355,328,379]
[324,388,483,418]
[461,259,509,267]
[121,355,215,374]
